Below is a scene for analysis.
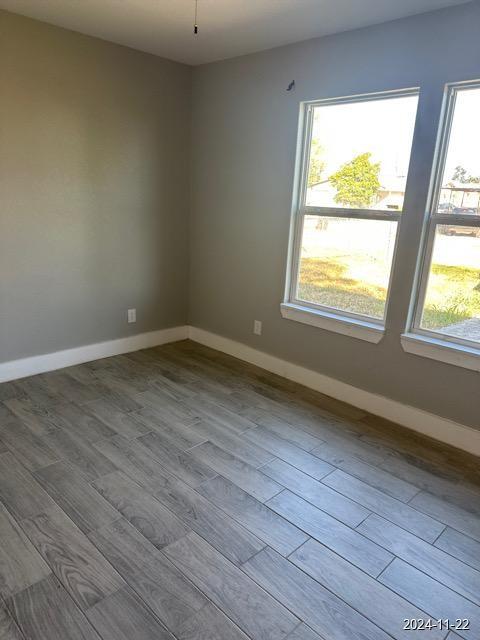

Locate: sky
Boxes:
[443,86,480,184]
[308,87,480,187]
[306,86,480,207]
[309,94,419,185]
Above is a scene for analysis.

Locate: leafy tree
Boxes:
[452,165,480,184]
[329,152,381,208]
[452,165,468,183]
[307,139,326,188]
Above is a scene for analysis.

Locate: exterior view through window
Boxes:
[414,83,480,346]
[289,91,419,322]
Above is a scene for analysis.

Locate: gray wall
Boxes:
[190,1,480,429]
[2,4,479,429]
[0,10,191,362]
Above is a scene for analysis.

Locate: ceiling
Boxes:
[0,0,470,65]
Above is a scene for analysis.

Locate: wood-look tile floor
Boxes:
[0,340,479,640]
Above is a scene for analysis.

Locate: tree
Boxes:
[452,165,480,184]
[307,139,326,188]
[452,165,468,183]
[329,152,381,208]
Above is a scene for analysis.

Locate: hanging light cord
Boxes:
[194,0,198,34]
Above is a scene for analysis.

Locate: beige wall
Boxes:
[189,2,480,430]
[0,10,191,362]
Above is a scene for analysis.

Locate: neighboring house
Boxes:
[308,174,407,210]
[375,175,408,210]
[439,181,480,210]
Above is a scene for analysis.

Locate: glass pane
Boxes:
[438,86,480,216]
[420,226,480,342]
[305,94,418,211]
[296,216,397,319]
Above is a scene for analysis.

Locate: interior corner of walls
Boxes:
[3,15,191,381]
[187,325,480,457]
[0,325,189,384]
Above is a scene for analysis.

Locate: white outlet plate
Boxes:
[253,320,262,335]
[127,308,137,323]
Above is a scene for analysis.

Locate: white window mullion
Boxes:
[302,207,400,222]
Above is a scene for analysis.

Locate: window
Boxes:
[411,82,480,351]
[283,90,419,338]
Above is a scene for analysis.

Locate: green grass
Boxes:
[297,259,386,318]
[298,257,480,327]
[422,263,480,329]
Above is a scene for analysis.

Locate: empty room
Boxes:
[1,0,480,638]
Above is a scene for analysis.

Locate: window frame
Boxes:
[409,80,480,351]
[284,88,420,332]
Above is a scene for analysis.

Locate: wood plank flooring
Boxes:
[1,339,480,640]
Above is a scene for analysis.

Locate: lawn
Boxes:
[298,257,480,328]
[422,263,480,329]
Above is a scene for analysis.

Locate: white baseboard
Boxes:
[0,326,189,383]
[188,326,480,457]
[2,323,478,456]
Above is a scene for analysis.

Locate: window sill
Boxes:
[280,303,384,344]
[401,332,480,372]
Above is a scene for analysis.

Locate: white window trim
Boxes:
[401,332,480,372]
[283,88,419,342]
[406,80,480,366]
[281,303,384,343]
